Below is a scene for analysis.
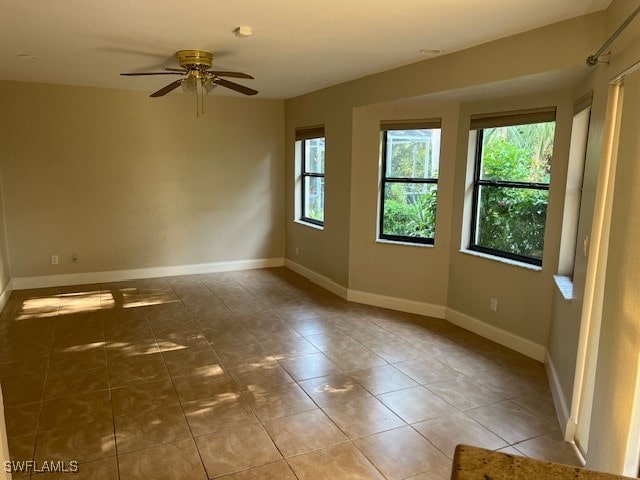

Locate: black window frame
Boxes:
[379,126,441,245]
[469,127,552,267]
[300,136,325,227]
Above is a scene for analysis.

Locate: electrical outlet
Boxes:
[490,298,498,311]
[295,246,299,256]
[71,253,79,264]
[51,254,59,265]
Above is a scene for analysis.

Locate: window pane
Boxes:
[304,176,324,222]
[475,185,548,260]
[480,122,555,184]
[304,138,325,173]
[382,182,437,239]
[385,129,440,179]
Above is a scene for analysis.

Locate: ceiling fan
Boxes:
[121,50,257,115]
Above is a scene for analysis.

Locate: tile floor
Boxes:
[0,267,580,479]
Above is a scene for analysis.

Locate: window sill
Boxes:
[554,275,574,301]
[459,249,542,271]
[295,219,324,230]
[376,239,434,248]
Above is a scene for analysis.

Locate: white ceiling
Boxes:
[0,0,611,99]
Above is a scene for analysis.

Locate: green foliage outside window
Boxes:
[474,122,555,261]
[381,129,439,240]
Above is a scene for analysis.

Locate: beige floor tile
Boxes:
[354,426,450,480]
[118,438,207,480]
[38,391,112,431]
[288,441,385,480]
[111,379,180,416]
[107,353,169,387]
[299,373,372,407]
[414,412,508,458]
[322,395,405,439]
[394,358,460,385]
[106,338,160,358]
[349,364,419,395]
[173,372,238,402]
[183,392,259,436]
[215,460,297,479]
[323,346,387,372]
[377,386,458,424]
[406,464,453,480]
[196,424,282,477]
[28,456,118,479]
[241,382,317,421]
[424,375,503,411]
[468,365,541,399]
[1,373,46,407]
[263,409,348,457]
[228,357,294,391]
[43,367,109,399]
[4,402,40,437]
[115,405,191,453]
[6,434,35,478]
[261,336,319,358]
[513,430,581,466]
[48,348,106,375]
[161,346,220,378]
[34,420,115,463]
[465,400,558,444]
[510,390,558,425]
[278,352,343,381]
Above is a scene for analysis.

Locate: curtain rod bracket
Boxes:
[586,52,611,67]
[586,6,640,67]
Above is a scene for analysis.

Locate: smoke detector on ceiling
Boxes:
[420,49,443,56]
[235,26,253,38]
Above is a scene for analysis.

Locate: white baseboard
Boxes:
[11,257,285,290]
[282,260,544,362]
[545,352,572,437]
[283,259,348,299]
[347,289,446,319]
[0,279,13,312]
[445,308,546,361]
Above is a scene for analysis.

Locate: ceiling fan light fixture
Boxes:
[181,76,197,94]
[203,78,217,94]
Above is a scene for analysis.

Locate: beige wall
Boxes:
[447,91,573,346]
[586,68,640,475]
[0,81,284,278]
[284,13,602,289]
[0,171,11,292]
[348,102,458,304]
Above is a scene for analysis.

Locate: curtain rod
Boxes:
[587,5,640,66]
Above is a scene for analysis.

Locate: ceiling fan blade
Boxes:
[214,78,258,96]
[150,80,183,97]
[209,71,254,79]
[165,67,188,73]
[120,72,185,76]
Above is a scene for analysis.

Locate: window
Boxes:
[296,127,325,226]
[558,95,592,279]
[379,120,441,244]
[469,109,556,266]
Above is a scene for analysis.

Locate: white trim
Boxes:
[347,289,446,318]
[445,308,546,361]
[459,249,542,272]
[545,352,571,438]
[0,279,13,312]
[11,258,284,290]
[283,261,545,361]
[283,258,348,298]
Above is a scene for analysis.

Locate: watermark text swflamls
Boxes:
[4,460,79,474]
